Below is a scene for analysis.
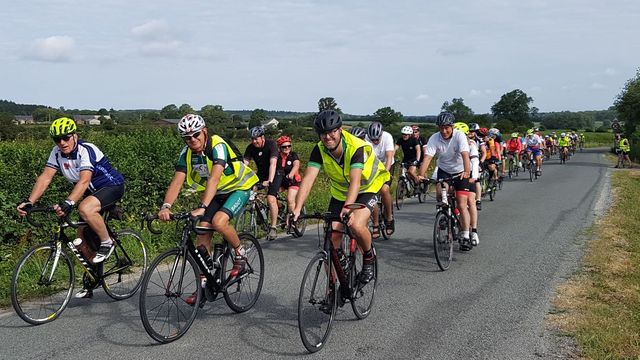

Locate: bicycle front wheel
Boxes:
[11,243,75,325]
[139,248,200,343]
[236,206,257,238]
[379,203,390,240]
[102,230,147,300]
[223,233,264,313]
[292,205,308,238]
[298,252,335,353]
[395,180,406,210]
[433,211,453,271]
[351,245,378,319]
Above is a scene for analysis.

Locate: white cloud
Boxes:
[131,20,170,41]
[415,94,430,101]
[469,89,493,97]
[604,67,616,76]
[590,82,604,89]
[131,19,183,57]
[26,35,75,62]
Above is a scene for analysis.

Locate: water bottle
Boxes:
[72,238,97,262]
[440,187,448,206]
[212,243,224,269]
[337,248,348,271]
[259,206,268,222]
[196,245,213,273]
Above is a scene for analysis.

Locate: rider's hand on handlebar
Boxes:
[190,207,205,218]
[54,200,73,218]
[158,208,172,221]
[461,170,470,179]
[16,201,32,217]
[261,180,270,188]
[291,208,301,222]
[417,174,426,182]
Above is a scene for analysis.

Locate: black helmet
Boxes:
[367,121,383,140]
[350,127,367,139]
[314,110,342,134]
[436,112,455,126]
[249,126,265,138]
[469,123,480,131]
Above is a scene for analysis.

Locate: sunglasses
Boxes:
[182,131,202,141]
[280,144,292,149]
[53,134,73,143]
[318,128,340,137]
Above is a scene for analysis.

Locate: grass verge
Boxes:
[548,169,640,359]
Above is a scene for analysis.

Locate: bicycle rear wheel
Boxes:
[223,233,264,312]
[236,206,257,238]
[351,245,377,319]
[395,180,406,210]
[139,248,200,343]
[11,243,75,325]
[102,230,147,300]
[298,253,335,353]
[433,211,453,271]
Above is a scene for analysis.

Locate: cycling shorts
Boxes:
[327,193,378,218]
[527,147,542,157]
[265,171,284,196]
[436,168,472,193]
[402,160,420,168]
[202,189,251,222]
[84,185,125,211]
[280,175,301,190]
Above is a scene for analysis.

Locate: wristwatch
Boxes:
[197,202,208,209]
[64,199,75,206]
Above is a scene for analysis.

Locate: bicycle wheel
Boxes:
[351,245,377,319]
[508,160,513,179]
[433,211,453,271]
[489,181,496,201]
[379,203,390,240]
[102,230,147,300]
[11,243,75,325]
[223,233,264,312]
[480,172,489,198]
[395,180,406,210]
[292,205,308,238]
[298,252,335,353]
[529,163,534,182]
[236,206,257,238]
[139,248,200,343]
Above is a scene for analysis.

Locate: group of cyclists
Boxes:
[12,112,626,342]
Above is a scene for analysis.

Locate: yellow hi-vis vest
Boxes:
[619,138,630,152]
[318,130,391,201]
[185,135,258,194]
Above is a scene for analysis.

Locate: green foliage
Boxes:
[160,104,180,119]
[540,111,595,130]
[491,89,534,127]
[441,98,474,122]
[318,97,341,113]
[249,108,267,128]
[200,104,230,126]
[32,107,70,123]
[615,68,640,136]
[494,119,514,133]
[373,106,403,127]
[178,104,194,116]
[0,112,19,140]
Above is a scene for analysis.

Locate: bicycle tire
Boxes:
[298,252,335,353]
[102,230,148,300]
[351,245,377,319]
[529,163,534,182]
[236,206,257,238]
[139,248,200,343]
[395,180,406,210]
[292,205,307,238]
[489,182,495,201]
[433,211,453,271]
[11,243,75,325]
[379,203,390,240]
[223,233,264,313]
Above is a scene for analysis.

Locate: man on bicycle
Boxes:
[558,132,571,160]
[395,125,421,189]
[157,114,259,305]
[418,112,474,250]
[292,110,390,285]
[17,117,126,297]
[244,126,280,240]
[506,132,523,170]
[616,133,632,168]
[365,121,396,237]
[524,129,544,176]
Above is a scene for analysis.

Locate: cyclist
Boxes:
[365,121,396,237]
[524,129,544,176]
[505,132,523,172]
[350,126,367,140]
[579,133,586,149]
[395,125,421,190]
[472,126,487,210]
[157,114,259,306]
[412,124,428,164]
[276,135,301,224]
[292,110,390,286]
[244,126,280,240]
[16,117,126,297]
[558,132,571,160]
[616,133,631,168]
[417,112,474,250]
[480,128,502,182]
[489,128,505,177]
[544,135,554,158]
[454,122,480,245]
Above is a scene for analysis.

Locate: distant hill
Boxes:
[0,100,50,115]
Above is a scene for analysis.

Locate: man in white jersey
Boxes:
[365,121,396,236]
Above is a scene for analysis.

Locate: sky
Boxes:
[1,0,639,116]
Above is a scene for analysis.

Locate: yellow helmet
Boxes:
[453,122,469,135]
[50,117,77,137]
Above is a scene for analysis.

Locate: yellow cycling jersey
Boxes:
[558,136,570,147]
[619,138,630,152]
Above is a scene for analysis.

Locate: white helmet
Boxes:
[177,114,205,136]
[560,132,566,137]
[401,126,413,135]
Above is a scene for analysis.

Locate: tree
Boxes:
[373,106,403,127]
[200,104,229,125]
[318,97,341,113]
[249,108,268,128]
[101,116,115,130]
[160,104,180,119]
[0,112,19,140]
[97,108,108,116]
[441,98,474,122]
[494,119,514,133]
[32,107,68,123]
[491,89,534,127]
[614,68,640,136]
[178,103,194,116]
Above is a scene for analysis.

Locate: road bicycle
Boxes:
[559,146,569,164]
[616,150,630,168]
[11,205,147,325]
[138,212,264,343]
[235,185,307,240]
[295,204,378,353]
[480,166,498,201]
[425,177,469,271]
[526,152,539,182]
[506,153,520,179]
[395,163,426,210]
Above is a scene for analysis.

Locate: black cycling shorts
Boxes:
[436,168,472,193]
[84,185,125,210]
[266,171,284,196]
[327,193,378,218]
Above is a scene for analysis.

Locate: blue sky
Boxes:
[1,0,639,115]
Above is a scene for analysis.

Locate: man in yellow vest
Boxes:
[616,133,632,168]
[158,114,259,306]
[292,110,390,286]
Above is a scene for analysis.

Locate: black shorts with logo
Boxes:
[436,169,472,193]
[327,193,378,218]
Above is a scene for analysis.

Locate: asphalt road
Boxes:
[0,148,612,359]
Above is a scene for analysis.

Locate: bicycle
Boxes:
[235,184,307,240]
[138,212,264,343]
[396,163,426,210]
[559,147,569,164]
[11,205,147,325]
[616,150,630,168]
[369,197,392,240]
[506,153,519,179]
[295,204,378,353]
[426,177,468,271]
[526,152,539,182]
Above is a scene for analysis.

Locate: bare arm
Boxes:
[461,151,471,178]
[289,159,301,178]
[385,150,394,171]
[162,172,187,207]
[418,155,433,179]
[268,157,277,183]
[415,144,421,163]
[200,164,224,207]
[27,166,57,203]
[293,166,320,216]
[66,170,92,203]
[345,168,362,206]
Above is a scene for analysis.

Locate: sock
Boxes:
[472,228,477,233]
[461,230,470,239]
[100,238,113,245]
[363,249,374,260]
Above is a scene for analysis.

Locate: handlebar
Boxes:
[24,206,79,228]
[421,174,461,185]
[141,212,213,235]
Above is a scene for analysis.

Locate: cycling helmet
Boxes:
[276,135,291,146]
[249,126,265,138]
[314,110,342,134]
[349,127,367,140]
[469,123,480,132]
[544,135,550,138]
[411,124,420,131]
[367,121,383,140]
[510,132,518,138]
[560,132,566,137]
[453,122,469,135]
[50,117,77,137]
[401,126,413,135]
[534,127,540,132]
[489,128,499,137]
[436,112,455,126]
[477,127,489,137]
[526,129,534,136]
[177,114,205,136]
